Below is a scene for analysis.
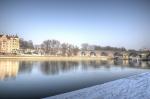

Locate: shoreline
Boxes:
[0,56,149,61]
[0,56,113,61]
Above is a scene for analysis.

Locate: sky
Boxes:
[0,0,150,50]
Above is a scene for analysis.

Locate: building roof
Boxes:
[0,34,19,39]
[0,35,3,37]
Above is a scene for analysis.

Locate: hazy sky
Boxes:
[0,0,150,50]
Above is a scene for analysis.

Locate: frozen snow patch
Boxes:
[44,72,150,99]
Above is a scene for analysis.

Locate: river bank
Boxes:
[0,55,112,61]
[44,72,150,99]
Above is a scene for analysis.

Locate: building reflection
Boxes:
[0,60,19,80]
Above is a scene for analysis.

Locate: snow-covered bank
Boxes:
[44,72,150,99]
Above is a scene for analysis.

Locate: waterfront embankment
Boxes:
[0,55,112,61]
[44,72,150,99]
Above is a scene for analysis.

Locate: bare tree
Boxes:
[61,43,68,56]
[72,46,79,56]
[41,39,61,55]
[19,39,34,49]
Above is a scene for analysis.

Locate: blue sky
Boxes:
[0,0,150,50]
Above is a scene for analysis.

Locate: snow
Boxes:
[43,72,150,99]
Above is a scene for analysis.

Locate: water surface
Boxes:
[0,60,150,99]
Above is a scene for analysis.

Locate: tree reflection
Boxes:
[18,61,34,74]
[59,61,79,73]
[40,61,59,75]
[40,61,79,75]
[81,60,113,70]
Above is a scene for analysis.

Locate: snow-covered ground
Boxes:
[44,72,150,99]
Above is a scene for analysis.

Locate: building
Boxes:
[0,34,19,53]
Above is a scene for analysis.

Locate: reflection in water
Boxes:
[0,60,19,80]
[40,61,79,75]
[0,60,150,80]
[18,61,33,74]
[127,60,150,68]
[20,60,150,76]
[114,60,150,68]
[0,60,150,99]
[81,60,114,70]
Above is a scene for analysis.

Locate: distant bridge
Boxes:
[78,50,150,60]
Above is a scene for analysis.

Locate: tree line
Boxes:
[40,39,79,56]
[19,39,128,56]
[81,43,126,51]
[20,39,79,56]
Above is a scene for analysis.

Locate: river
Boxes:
[0,60,150,99]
